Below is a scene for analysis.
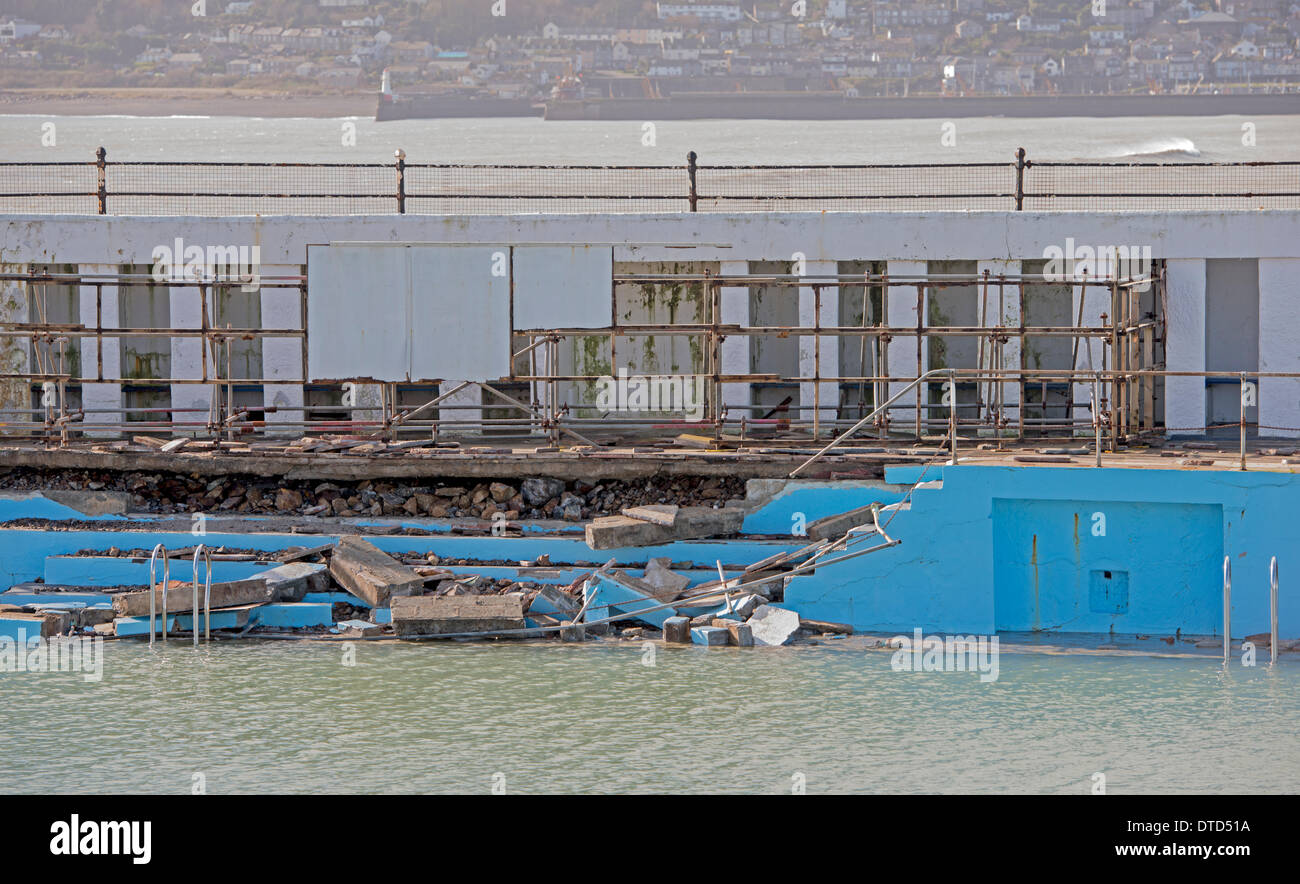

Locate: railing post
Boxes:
[687,150,698,213]
[394,147,406,215]
[1014,147,1026,211]
[95,146,107,215]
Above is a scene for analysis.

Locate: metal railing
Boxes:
[1,146,1297,215]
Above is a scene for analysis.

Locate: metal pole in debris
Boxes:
[1270,556,1279,667]
[1223,555,1232,665]
[717,560,733,614]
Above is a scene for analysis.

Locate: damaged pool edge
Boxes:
[2,465,1299,648]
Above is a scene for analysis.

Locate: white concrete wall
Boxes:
[4,211,1300,438]
[1165,259,1207,436]
[977,260,1021,427]
[1072,251,1111,432]
[78,264,121,437]
[719,259,749,417]
[798,260,838,431]
[1258,258,1300,438]
[885,261,927,433]
[0,268,29,433]
[258,266,303,434]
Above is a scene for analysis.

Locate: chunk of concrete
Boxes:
[690,625,730,647]
[585,507,745,550]
[620,505,679,527]
[584,572,675,628]
[663,615,691,644]
[527,584,580,619]
[747,604,801,646]
[337,618,384,637]
[717,593,764,620]
[642,557,691,599]
[714,619,754,647]
[252,562,330,603]
[391,595,526,637]
[111,577,273,617]
[806,504,878,542]
[801,617,853,635]
[329,536,426,608]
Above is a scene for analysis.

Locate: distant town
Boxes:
[1,0,1299,101]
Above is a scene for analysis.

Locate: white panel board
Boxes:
[308,244,510,382]
[512,245,612,330]
[307,244,411,382]
[410,246,510,380]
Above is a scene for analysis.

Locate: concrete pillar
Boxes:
[1258,258,1300,438]
[799,260,838,430]
[719,260,750,420]
[259,270,304,435]
[0,270,29,434]
[1165,259,1207,437]
[1070,251,1113,432]
[976,260,1021,428]
[78,264,122,437]
[885,260,927,434]
[169,284,210,434]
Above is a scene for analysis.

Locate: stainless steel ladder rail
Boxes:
[1223,556,1232,665]
[148,543,169,647]
[192,545,212,646]
[1270,556,1279,667]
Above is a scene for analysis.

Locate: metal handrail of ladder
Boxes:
[192,545,213,646]
[148,543,169,647]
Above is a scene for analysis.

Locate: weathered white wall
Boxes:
[78,264,121,436]
[4,211,1300,437]
[1259,258,1300,438]
[1165,259,1207,436]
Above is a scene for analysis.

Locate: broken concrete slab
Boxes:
[43,489,132,517]
[391,594,526,637]
[806,503,879,542]
[690,625,730,647]
[584,572,676,628]
[642,557,691,599]
[111,577,273,617]
[801,618,853,635]
[585,506,745,550]
[527,585,580,619]
[715,593,764,620]
[337,618,384,637]
[0,610,62,639]
[620,504,679,526]
[252,562,330,603]
[748,604,801,646]
[329,536,426,608]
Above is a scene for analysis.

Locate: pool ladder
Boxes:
[1222,555,1280,667]
[147,544,213,647]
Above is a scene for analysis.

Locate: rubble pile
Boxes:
[0,468,745,521]
[13,535,849,649]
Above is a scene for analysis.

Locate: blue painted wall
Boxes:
[784,464,1300,638]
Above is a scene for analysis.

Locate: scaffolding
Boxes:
[0,264,1293,455]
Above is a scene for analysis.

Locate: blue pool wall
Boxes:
[2,465,1296,638]
[782,465,1299,638]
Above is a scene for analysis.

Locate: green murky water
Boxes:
[1,637,1295,794]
